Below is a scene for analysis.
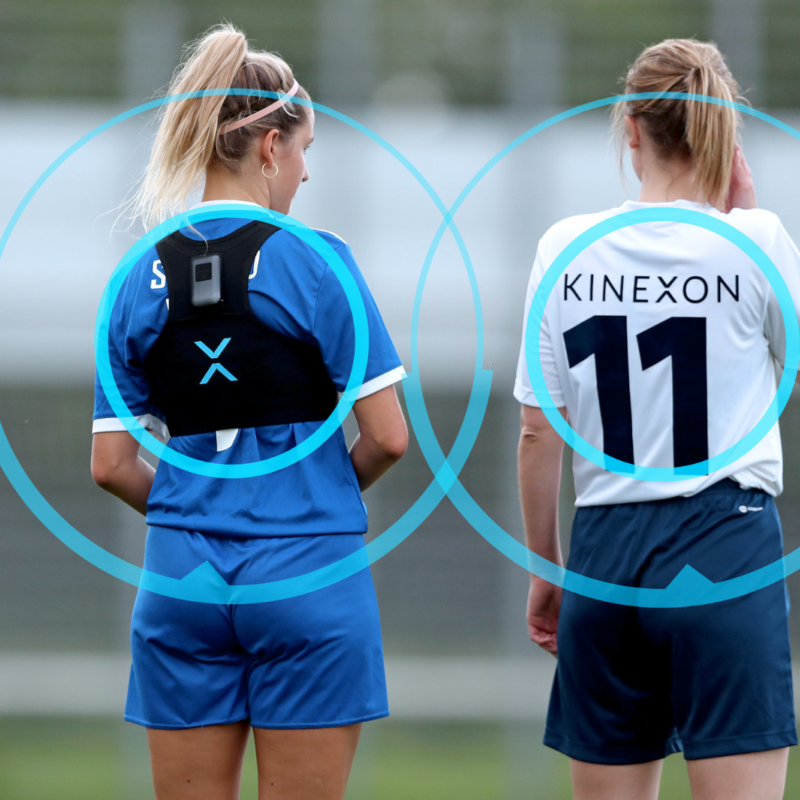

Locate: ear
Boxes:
[626,115,641,149]
[258,129,281,167]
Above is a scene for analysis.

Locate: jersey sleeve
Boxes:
[92,253,169,437]
[763,219,800,369]
[313,241,405,397]
[513,244,566,408]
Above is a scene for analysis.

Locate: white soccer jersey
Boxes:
[514,199,800,506]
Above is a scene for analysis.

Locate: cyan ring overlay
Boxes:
[1,89,799,605]
[409,92,800,606]
[525,207,799,480]
[0,88,488,603]
[96,204,370,478]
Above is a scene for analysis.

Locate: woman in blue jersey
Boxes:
[516,39,800,800]
[91,24,407,800]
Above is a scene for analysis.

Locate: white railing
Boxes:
[1,653,799,719]
[0,653,557,719]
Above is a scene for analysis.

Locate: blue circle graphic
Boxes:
[524,207,799,480]
[3,89,800,606]
[0,88,490,603]
[96,204,369,478]
[406,92,800,607]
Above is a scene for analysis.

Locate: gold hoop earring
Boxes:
[262,163,279,179]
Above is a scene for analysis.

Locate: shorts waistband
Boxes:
[578,479,765,514]
[698,478,744,494]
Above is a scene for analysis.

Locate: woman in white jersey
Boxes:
[91,24,407,800]
[515,39,799,800]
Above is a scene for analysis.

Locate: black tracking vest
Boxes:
[143,221,339,437]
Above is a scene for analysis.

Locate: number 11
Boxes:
[563,315,708,468]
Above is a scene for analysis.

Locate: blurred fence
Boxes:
[2,0,800,108]
[0,653,559,720]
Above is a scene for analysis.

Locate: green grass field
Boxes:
[1,716,798,799]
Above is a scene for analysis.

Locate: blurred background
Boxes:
[1,0,800,797]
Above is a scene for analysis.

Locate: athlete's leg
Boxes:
[146,720,251,800]
[686,748,789,800]
[570,758,663,800]
[253,724,361,800]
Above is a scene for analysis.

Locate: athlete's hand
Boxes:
[725,145,757,212]
[527,577,562,657]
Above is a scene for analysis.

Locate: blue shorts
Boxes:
[126,527,388,730]
[545,480,797,764]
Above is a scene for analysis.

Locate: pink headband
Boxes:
[218,79,300,135]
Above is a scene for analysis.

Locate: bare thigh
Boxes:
[147,721,251,800]
[687,748,789,800]
[253,724,362,800]
[570,758,663,800]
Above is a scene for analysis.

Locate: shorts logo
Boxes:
[195,338,237,384]
[738,505,764,513]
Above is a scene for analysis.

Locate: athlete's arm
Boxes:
[724,151,800,389]
[518,404,567,657]
[349,385,408,491]
[724,145,757,212]
[91,431,156,515]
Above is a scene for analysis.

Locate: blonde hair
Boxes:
[614,38,743,208]
[131,23,309,230]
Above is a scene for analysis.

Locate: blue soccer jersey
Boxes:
[93,202,405,537]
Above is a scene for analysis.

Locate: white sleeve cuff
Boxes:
[356,366,407,400]
[513,380,565,409]
[513,381,541,407]
[92,414,169,442]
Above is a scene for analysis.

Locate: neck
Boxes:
[637,157,706,205]
[202,161,271,207]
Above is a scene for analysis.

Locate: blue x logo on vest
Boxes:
[195,338,237,384]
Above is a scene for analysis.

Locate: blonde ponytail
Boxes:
[614,39,743,209]
[685,58,737,208]
[131,23,309,230]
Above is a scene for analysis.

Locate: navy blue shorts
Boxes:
[545,480,797,764]
[126,527,388,730]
